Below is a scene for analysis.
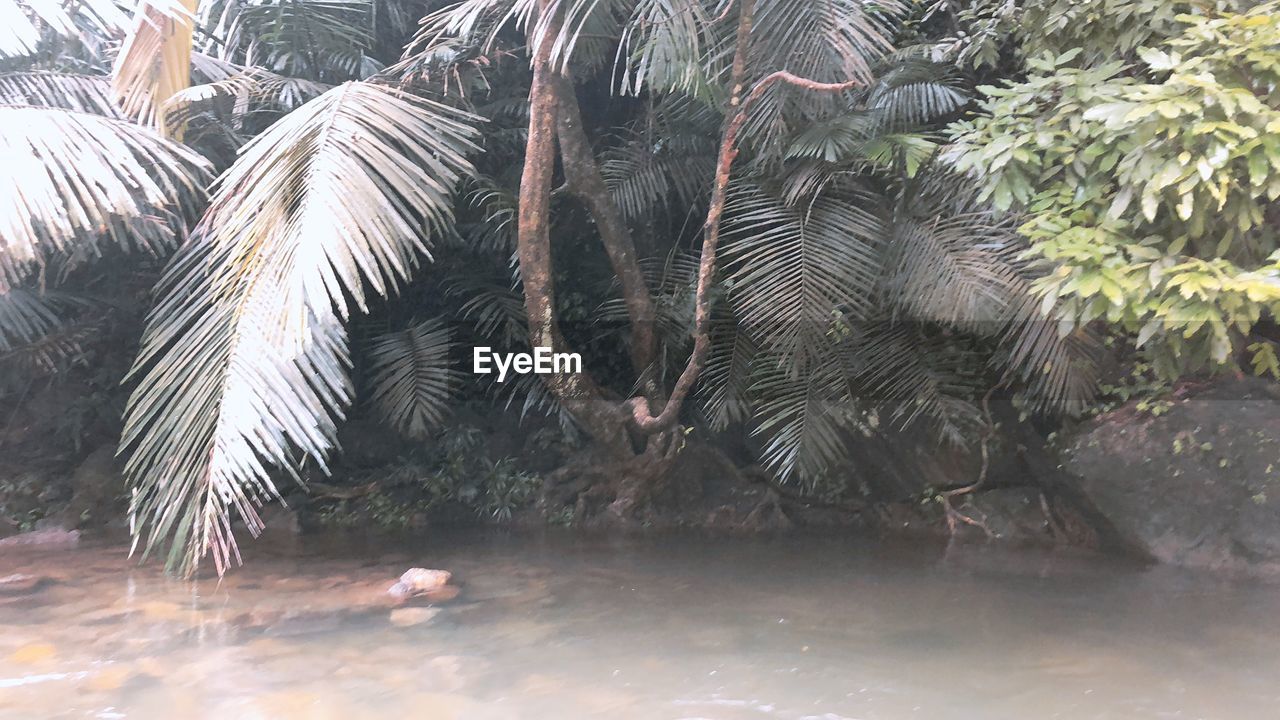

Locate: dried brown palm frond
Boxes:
[111,0,199,135]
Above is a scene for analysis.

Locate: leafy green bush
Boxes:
[950,2,1280,378]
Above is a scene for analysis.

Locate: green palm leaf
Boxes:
[367,317,457,440]
[751,0,899,85]
[0,288,81,352]
[1000,294,1104,416]
[698,308,759,431]
[0,0,131,59]
[0,286,101,387]
[881,174,1024,331]
[0,106,210,291]
[453,177,520,253]
[167,66,330,118]
[615,0,713,96]
[0,72,121,115]
[121,82,481,574]
[449,274,528,346]
[842,323,986,445]
[542,0,633,73]
[750,351,856,482]
[406,0,524,59]
[881,170,1102,414]
[739,0,904,151]
[601,121,717,221]
[204,0,378,80]
[721,181,882,366]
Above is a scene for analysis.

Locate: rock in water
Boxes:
[389,607,439,627]
[388,568,454,602]
[1060,377,1280,573]
[0,573,48,595]
[63,444,122,528]
[0,528,80,550]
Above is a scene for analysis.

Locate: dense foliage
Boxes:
[0,0,1274,572]
[950,0,1280,379]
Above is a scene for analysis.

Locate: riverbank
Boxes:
[6,376,1280,580]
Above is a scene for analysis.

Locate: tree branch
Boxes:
[628,4,862,434]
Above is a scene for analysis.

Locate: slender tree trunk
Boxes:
[516,0,864,463]
[515,0,630,454]
[553,76,660,382]
[624,0,758,433]
[627,1,864,434]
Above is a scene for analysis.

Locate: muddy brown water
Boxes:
[0,529,1276,719]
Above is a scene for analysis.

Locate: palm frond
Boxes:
[784,114,881,163]
[367,317,456,440]
[601,123,717,221]
[494,366,580,434]
[785,117,940,175]
[0,106,210,291]
[598,249,701,382]
[451,176,520,253]
[0,287,86,351]
[112,0,199,135]
[205,0,377,81]
[840,322,986,446]
[191,50,242,82]
[750,351,856,483]
[721,181,882,367]
[880,173,1024,330]
[864,63,967,126]
[173,66,329,112]
[542,0,632,74]
[698,308,758,430]
[408,0,536,60]
[880,169,1103,415]
[999,294,1104,416]
[0,0,131,59]
[745,321,989,481]
[448,273,527,345]
[0,285,102,388]
[0,72,121,115]
[738,0,904,152]
[749,0,900,86]
[121,82,481,574]
[0,309,102,382]
[616,0,713,96]
[780,61,963,170]
[164,65,330,131]
[641,249,702,354]
[408,0,621,76]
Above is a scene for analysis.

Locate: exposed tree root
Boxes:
[939,493,994,539]
[936,384,1001,539]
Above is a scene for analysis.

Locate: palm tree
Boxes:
[0,0,1099,574]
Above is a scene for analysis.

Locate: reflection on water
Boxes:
[0,529,1276,719]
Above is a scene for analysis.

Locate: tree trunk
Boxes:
[626,1,865,434]
[515,0,630,455]
[625,0,758,434]
[553,76,660,384]
[514,0,865,517]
